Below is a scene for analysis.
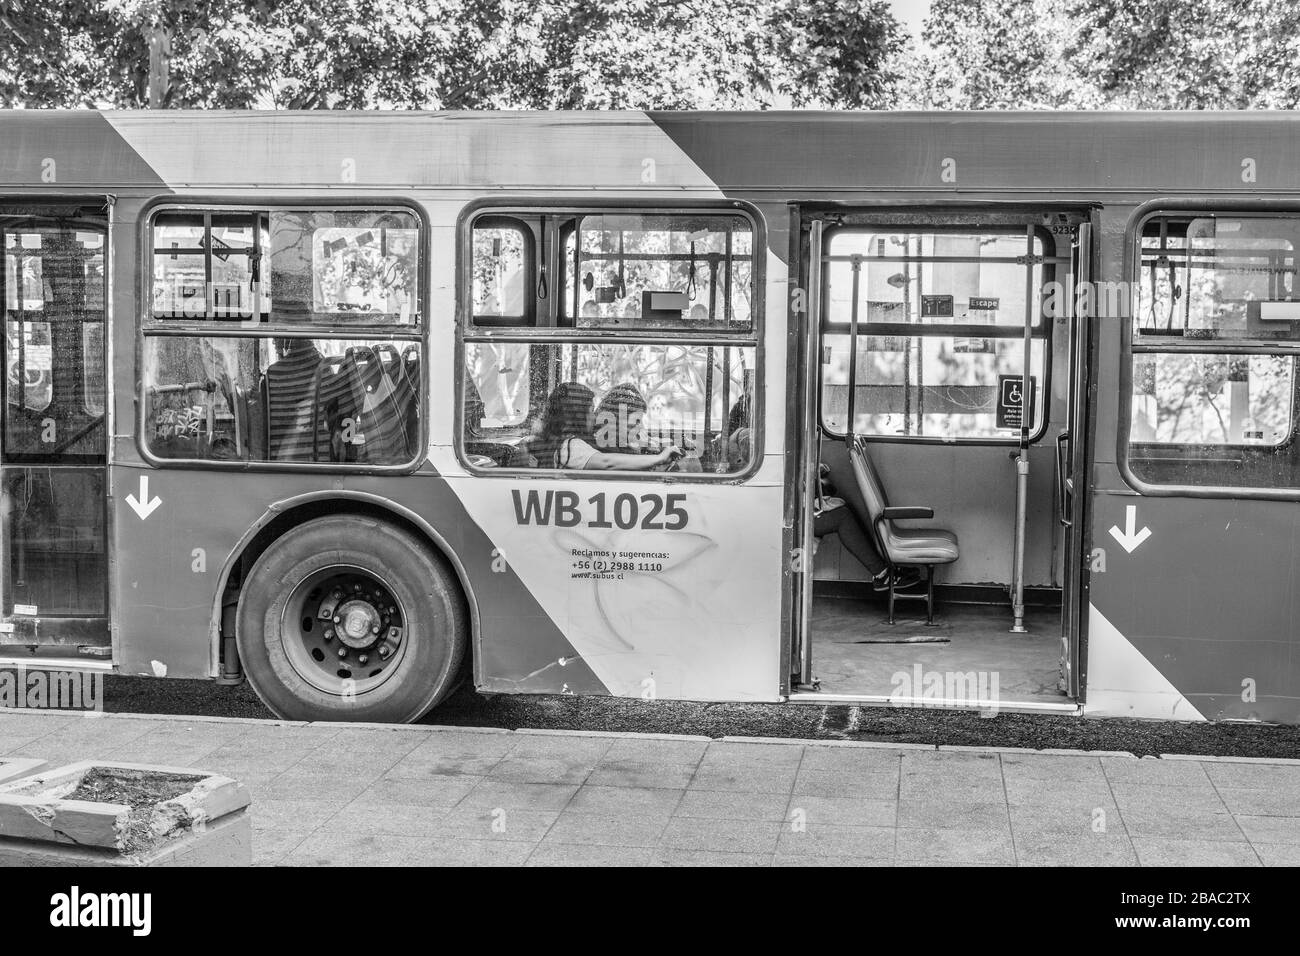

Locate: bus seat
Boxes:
[847,435,959,625]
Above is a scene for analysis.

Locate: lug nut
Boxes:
[358,654,368,664]
[371,625,380,635]
[337,647,348,659]
[331,589,342,599]
[378,646,389,658]
[333,615,340,624]
[323,628,334,642]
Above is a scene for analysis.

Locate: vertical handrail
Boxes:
[797,221,824,687]
[1010,224,1035,633]
[845,254,862,445]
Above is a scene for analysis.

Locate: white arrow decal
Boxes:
[126,475,162,520]
[1108,504,1151,554]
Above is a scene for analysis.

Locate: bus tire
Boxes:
[236,515,467,723]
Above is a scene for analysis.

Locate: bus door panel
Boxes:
[0,214,109,652]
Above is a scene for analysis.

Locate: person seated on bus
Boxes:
[537,381,680,471]
[593,382,695,470]
[722,393,753,471]
[264,337,325,461]
[815,463,920,591]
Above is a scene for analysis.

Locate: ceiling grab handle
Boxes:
[1010,224,1036,634]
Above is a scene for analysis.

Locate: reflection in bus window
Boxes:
[462,342,755,474]
[472,219,531,324]
[144,337,421,465]
[564,214,753,331]
[151,209,419,324]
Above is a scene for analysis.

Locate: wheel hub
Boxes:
[336,599,381,648]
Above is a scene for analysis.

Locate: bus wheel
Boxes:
[236,515,467,723]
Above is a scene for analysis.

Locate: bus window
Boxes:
[143,336,421,465]
[563,213,754,332]
[472,217,533,326]
[1128,212,1300,490]
[462,341,755,474]
[151,208,419,324]
[820,228,1052,441]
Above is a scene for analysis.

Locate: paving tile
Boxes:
[898,799,1007,830]
[1111,783,1228,815]
[790,795,897,828]
[282,831,413,866]
[1233,815,1300,845]
[1014,833,1138,867]
[674,789,790,822]
[250,827,311,866]
[602,738,708,763]
[776,824,895,860]
[702,741,804,767]
[1202,762,1300,791]
[329,801,449,838]
[246,798,340,833]
[689,763,798,794]
[659,817,782,855]
[796,747,905,774]
[774,854,892,867]
[488,754,603,785]
[383,734,515,778]
[1101,757,1211,786]
[1131,838,1262,866]
[899,774,1005,803]
[896,826,1015,865]
[586,759,699,790]
[1003,775,1117,807]
[1216,787,1300,817]
[1119,808,1247,842]
[901,750,1004,779]
[435,805,559,843]
[793,768,899,800]
[1254,843,1300,866]
[656,848,771,866]
[999,753,1106,782]
[542,812,669,848]
[356,774,482,808]
[404,838,534,866]
[259,770,374,802]
[1010,804,1122,842]
[456,780,579,812]
[526,843,657,866]
[566,785,684,819]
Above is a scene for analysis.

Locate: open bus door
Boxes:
[1056,217,1096,699]
[0,207,110,657]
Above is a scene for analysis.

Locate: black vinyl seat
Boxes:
[847,435,959,625]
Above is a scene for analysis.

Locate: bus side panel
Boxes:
[1086,492,1300,723]
[108,464,611,694]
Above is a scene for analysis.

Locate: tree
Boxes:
[0,0,906,110]
[900,0,1300,110]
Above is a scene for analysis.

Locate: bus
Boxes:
[1,110,1296,725]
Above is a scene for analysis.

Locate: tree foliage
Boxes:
[0,0,905,110]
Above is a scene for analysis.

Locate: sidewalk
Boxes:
[1,710,1297,866]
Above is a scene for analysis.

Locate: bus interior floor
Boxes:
[810,597,1066,704]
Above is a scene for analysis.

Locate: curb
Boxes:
[3,710,1299,765]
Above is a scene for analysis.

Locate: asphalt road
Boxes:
[99,675,1300,759]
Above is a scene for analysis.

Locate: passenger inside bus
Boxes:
[533,381,682,471]
[814,462,921,592]
[264,338,324,462]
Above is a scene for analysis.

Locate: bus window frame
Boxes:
[454,197,766,483]
[1120,199,1300,501]
[135,196,429,475]
[817,221,1059,447]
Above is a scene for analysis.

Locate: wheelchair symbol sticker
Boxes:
[996,374,1035,430]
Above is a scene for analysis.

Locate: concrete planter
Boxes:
[0,757,46,785]
[0,760,251,866]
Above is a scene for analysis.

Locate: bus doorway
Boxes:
[0,209,110,657]
[791,208,1093,711]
